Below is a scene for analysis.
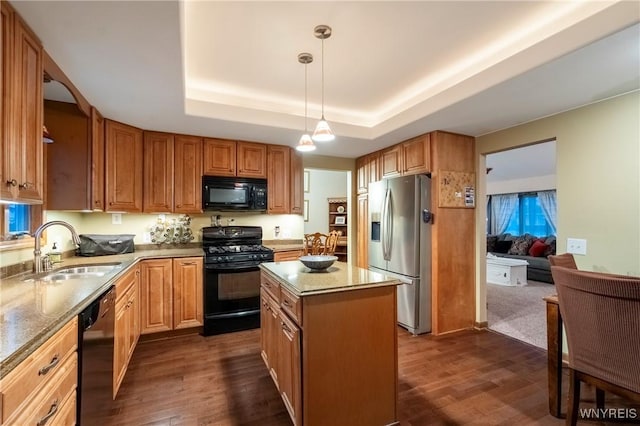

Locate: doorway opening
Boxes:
[484,140,557,349]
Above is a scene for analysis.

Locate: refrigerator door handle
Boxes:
[382,187,392,261]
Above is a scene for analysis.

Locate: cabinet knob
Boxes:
[176,204,181,208]
[5,179,17,187]
[19,181,32,190]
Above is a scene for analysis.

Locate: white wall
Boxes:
[303,169,348,234]
[486,174,556,195]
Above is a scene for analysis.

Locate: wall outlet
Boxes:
[567,238,587,255]
[282,229,292,239]
[111,213,122,225]
[142,232,151,243]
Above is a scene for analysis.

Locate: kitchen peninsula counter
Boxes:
[0,247,203,379]
[259,260,401,426]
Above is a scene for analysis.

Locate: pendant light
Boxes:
[312,25,335,143]
[296,52,316,152]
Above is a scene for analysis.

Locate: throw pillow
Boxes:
[486,235,498,252]
[529,239,549,257]
[508,235,535,255]
[494,240,512,253]
[543,237,556,257]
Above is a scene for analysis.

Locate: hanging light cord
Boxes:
[304,60,308,132]
[321,36,325,119]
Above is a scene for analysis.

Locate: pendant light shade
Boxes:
[312,25,334,143]
[296,52,316,153]
[296,133,315,152]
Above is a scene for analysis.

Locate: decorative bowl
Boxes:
[299,255,338,270]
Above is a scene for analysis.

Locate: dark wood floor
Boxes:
[100,328,635,426]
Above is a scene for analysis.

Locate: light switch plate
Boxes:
[111,213,122,225]
[567,238,587,255]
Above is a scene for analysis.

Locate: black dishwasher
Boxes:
[77,286,115,425]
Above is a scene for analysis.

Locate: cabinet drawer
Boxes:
[273,250,302,262]
[261,272,280,301]
[4,352,77,426]
[280,286,301,326]
[0,318,78,424]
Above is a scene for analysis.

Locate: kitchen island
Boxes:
[259,260,401,426]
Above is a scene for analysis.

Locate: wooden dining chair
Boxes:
[548,253,578,269]
[550,266,640,425]
[303,231,341,256]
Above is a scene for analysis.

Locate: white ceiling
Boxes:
[13,1,640,159]
[486,141,556,182]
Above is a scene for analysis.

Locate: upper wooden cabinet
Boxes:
[44,105,105,211]
[143,132,203,214]
[380,145,402,179]
[402,134,430,175]
[356,156,368,194]
[289,150,303,215]
[267,145,303,215]
[105,119,143,212]
[267,145,290,214]
[1,2,43,203]
[143,131,174,213]
[203,138,236,176]
[203,138,266,178]
[174,135,203,214]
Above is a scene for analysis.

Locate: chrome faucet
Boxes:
[33,221,81,273]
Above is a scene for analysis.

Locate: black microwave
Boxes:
[202,176,267,211]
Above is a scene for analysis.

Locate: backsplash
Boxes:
[0,211,304,269]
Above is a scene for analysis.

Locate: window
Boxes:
[0,203,42,247]
[504,193,553,237]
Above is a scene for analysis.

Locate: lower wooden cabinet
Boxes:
[114,265,140,398]
[173,257,204,329]
[140,257,203,335]
[0,317,78,426]
[260,270,397,426]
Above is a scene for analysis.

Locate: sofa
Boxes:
[487,233,556,284]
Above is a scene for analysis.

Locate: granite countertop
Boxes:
[259,261,401,296]
[0,247,203,379]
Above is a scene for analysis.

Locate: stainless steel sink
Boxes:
[23,262,122,282]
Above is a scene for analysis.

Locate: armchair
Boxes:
[550,266,640,425]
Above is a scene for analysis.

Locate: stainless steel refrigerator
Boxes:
[368,174,432,335]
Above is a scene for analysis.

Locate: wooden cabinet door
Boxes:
[143,131,174,213]
[368,152,381,184]
[173,257,203,329]
[279,312,301,426]
[267,145,290,214]
[105,120,143,212]
[1,2,14,200]
[289,149,303,214]
[140,259,173,335]
[113,295,129,398]
[90,107,105,211]
[13,14,43,203]
[127,278,140,364]
[273,250,302,261]
[237,141,266,178]
[357,193,368,269]
[402,134,430,175]
[203,138,235,176]
[356,156,368,194]
[381,145,402,178]
[174,135,203,213]
[260,289,280,387]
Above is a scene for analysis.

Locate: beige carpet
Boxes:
[487,280,555,350]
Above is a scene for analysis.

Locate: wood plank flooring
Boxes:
[99,328,635,425]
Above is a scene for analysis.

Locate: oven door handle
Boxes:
[210,309,260,319]
[204,264,262,273]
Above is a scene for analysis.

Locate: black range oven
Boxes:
[202,226,273,336]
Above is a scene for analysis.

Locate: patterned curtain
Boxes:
[537,190,557,235]
[489,193,518,234]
